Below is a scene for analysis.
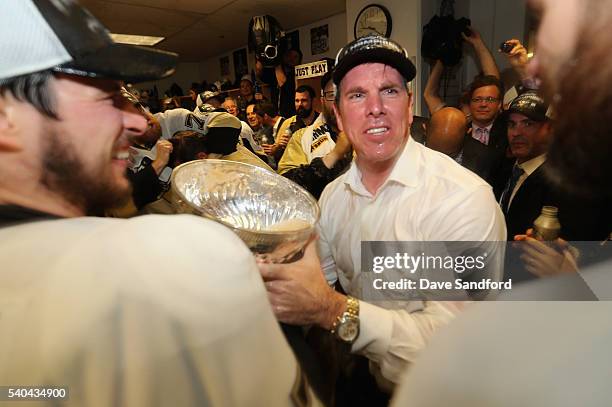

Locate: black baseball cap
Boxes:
[1,0,177,82]
[333,34,416,85]
[506,91,550,122]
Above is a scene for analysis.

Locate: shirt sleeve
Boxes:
[277,128,309,174]
[425,185,507,286]
[276,116,294,138]
[158,108,187,140]
[317,224,338,286]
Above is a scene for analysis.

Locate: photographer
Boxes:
[256,47,303,118]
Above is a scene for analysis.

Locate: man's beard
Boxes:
[41,130,131,216]
[297,106,312,119]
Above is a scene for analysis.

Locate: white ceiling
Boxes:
[80,0,346,61]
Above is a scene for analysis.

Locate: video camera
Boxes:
[422,15,472,66]
[248,15,285,67]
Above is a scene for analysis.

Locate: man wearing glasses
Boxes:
[277,71,353,198]
[465,75,515,197]
[467,75,505,147]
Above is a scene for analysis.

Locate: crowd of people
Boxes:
[1,0,611,406]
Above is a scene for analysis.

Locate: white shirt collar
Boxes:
[343,137,419,197]
[517,153,546,176]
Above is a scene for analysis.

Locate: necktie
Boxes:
[474,127,490,145]
[500,164,525,213]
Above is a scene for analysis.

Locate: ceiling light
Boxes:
[110,33,165,46]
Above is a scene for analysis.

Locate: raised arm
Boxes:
[463,27,500,78]
[424,60,446,114]
[501,39,532,83]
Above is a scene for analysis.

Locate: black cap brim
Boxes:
[53,43,177,83]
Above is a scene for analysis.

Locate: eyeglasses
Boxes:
[322,91,336,101]
[471,97,500,104]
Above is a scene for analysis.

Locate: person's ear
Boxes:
[332,102,344,133]
[0,97,23,152]
[407,92,414,126]
[541,121,553,137]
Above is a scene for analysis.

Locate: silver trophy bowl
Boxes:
[171,159,320,263]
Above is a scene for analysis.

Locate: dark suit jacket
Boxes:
[504,162,611,241]
[487,115,509,155]
[461,135,499,184]
[466,116,514,192]
[466,116,509,154]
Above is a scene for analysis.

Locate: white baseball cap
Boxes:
[1,0,177,82]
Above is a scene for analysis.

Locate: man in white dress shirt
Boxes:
[258,33,506,397]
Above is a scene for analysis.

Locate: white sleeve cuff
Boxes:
[351,300,394,363]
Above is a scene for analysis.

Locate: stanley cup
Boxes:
[170,159,319,263]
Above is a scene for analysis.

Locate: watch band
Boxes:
[330,295,360,335]
[346,295,359,318]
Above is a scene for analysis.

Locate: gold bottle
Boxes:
[533,206,561,241]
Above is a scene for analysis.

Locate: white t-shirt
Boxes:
[0,215,320,406]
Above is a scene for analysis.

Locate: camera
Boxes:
[500,41,514,54]
[456,18,472,37]
[421,15,472,66]
[248,15,285,67]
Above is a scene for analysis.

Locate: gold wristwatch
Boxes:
[330,296,360,343]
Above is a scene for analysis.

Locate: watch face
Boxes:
[355,5,392,39]
[338,318,360,342]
